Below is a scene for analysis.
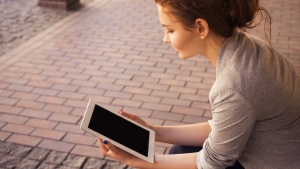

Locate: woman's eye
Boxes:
[167,30,173,34]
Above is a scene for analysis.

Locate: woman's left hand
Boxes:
[98,138,136,166]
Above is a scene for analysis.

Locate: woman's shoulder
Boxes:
[216,29,294,81]
[213,29,300,112]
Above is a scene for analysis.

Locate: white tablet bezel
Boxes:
[80,99,155,163]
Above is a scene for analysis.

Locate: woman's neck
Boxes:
[204,33,225,68]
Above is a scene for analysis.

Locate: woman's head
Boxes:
[154,0,269,38]
[157,5,207,59]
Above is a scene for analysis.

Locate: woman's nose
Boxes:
[163,34,170,44]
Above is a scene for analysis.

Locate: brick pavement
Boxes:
[0,0,299,168]
[0,0,95,56]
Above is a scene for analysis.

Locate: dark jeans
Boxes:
[169,145,244,169]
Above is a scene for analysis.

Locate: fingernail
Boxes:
[102,140,108,145]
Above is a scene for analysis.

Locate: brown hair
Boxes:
[155,0,271,42]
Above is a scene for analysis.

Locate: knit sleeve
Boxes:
[196,89,257,169]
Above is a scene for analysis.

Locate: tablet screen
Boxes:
[88,104,149,156]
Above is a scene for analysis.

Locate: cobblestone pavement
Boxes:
[0,0,94,56]
[0,141,132,169]
[0,0,299,168]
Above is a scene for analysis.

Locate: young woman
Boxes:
[98,0,300,168]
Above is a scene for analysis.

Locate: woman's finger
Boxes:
[98,138,108,155]
[102,139,117,153]
[119,109,137,120]
[119,110,150,128]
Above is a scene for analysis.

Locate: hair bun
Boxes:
[225,0,258,28]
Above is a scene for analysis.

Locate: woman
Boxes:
[98,0,300,168]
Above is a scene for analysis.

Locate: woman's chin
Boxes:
[178,55,184,60]
[177,52,186,59]
[178,53,194,60]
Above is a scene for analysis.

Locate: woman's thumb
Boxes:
[102,140,116,152]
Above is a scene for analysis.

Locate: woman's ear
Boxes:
[195,18,209,39]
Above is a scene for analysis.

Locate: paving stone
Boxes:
[62,154,86,168]
[37,163,59,169]
[56,165,79,169]
[104,161,127,169]
[27,147,51,161]
[0,153,5,159]
[8,144,32,158]
[0,141,15,153]
[0,156,21,169]
[83,157,107,169]
[44,151,68,165]
[15,158,40,169]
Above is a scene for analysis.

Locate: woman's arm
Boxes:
[99,139,199,169]
[120,110,211,146]
[151,122,211,146]
[100,111,211,168]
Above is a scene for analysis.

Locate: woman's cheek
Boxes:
[170,36,179,49]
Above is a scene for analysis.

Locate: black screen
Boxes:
[88,105,149,156]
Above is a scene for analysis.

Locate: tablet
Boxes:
[80,99,155,163]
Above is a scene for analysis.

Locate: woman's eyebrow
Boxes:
[162,24,172,28]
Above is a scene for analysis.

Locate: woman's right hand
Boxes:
[119,110,152,129]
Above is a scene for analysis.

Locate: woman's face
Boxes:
[157,5,202,59]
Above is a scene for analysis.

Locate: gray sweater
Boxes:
[196,30,300,169]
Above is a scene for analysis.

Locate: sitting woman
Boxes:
[98,0,300,168]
